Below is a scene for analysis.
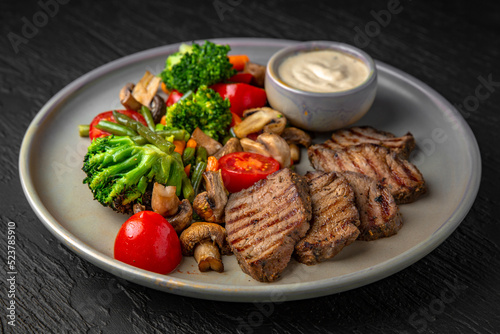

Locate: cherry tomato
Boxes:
[218,152,280,193]
[210,83,267,117]
[166,90,183,107]
[89,110,147,141]
[114,211,182,274]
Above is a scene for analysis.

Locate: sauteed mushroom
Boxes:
[281,127,312,148]
[120,83,142,111]
[179,222,230,273]
[166,199,193,234]
[234,107,286,138]
[151,183,180,217]
[213,137,243,160]
[193,170,228,223]
[149,94,166,124]
[240,133,291,168]
[191,127,223,156]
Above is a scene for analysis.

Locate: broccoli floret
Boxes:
[160,41,236,93]
[164,85,232,141]
[82,136,176,214]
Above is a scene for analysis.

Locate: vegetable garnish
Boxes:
[82,135,192,214]
[89,110,147,141]
[164,85,232,141]
[228,54,250,71]
[218,152,280,193]
[210,83,267,117]
[114,211,182,275]
[160,41,236,93]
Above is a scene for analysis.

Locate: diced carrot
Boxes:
[228,55,250,71]
[184,164,191,177]
[173,140,186,155]
[230,112,242,127]
[160,115,167,126]
[206,156,219,172]
[161,82,170,94]
[186,138,197,149]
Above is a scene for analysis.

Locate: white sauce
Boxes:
[278,50,370,93]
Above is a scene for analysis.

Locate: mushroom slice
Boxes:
[256,133,291,168]
[240,138,271,157]
[213,137,243,160]
[234,107,286,138]
[191,127,223,156]
[243,62,266,87]
[132,203,146,214]
[179,222,230,273]
[149,94,166,124]
[289,143,300,162]
[132,71,161,107]
[166,199,193,234]
[151,183,180,217]
[281,127,312,148]
[120,83,142,111]
[193,170,228,223]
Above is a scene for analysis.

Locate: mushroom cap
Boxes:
[235,107,287,138]
[179,222,230,256]
[120,83,142,111]
[281,127,312,147]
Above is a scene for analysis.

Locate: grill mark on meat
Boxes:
[295,171,360,265]
[229,203,300,250]
[226,202,248,214]
[309,144,426,204]
[232,208,302,253]
[225,168,311,282]
[326,126,416,158]
[340,171,402,240]
[226,183,297,234]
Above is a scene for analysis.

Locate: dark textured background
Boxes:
[1,0,500,333]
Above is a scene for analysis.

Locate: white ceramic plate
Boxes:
[19,38,481,302]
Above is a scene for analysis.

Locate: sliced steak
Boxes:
[308,143,426,204]
[295,171,360,265]
[323,126,415,159]
[225,168,312,282]
[341,171,403,240]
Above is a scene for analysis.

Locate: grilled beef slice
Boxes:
[295,171,360,265]
[308,143,426,204]
[341,171,403,240]
[325,126,415,159]
[225,168,312,282]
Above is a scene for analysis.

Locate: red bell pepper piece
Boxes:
[166,90,183,107]
[211,83,267,117]
[228,73,253,84]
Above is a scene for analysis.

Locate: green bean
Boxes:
[131,136,148,145]
[166,160,183,197]
[136,126,174,154]
[196,146,208,164]
[132,128,189,142]
[159,155,172,183]
[191,161,207,196]
[156,129,190,141]
[181,173,194,202]
[79,124,90,137]
[139,106,156,131]
[182,147,195,165]
[95,120,137,137]
[113,111,174,154]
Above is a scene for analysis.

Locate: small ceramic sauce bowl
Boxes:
[265,41,377,132]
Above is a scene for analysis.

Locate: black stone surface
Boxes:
[1,0,499,333]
